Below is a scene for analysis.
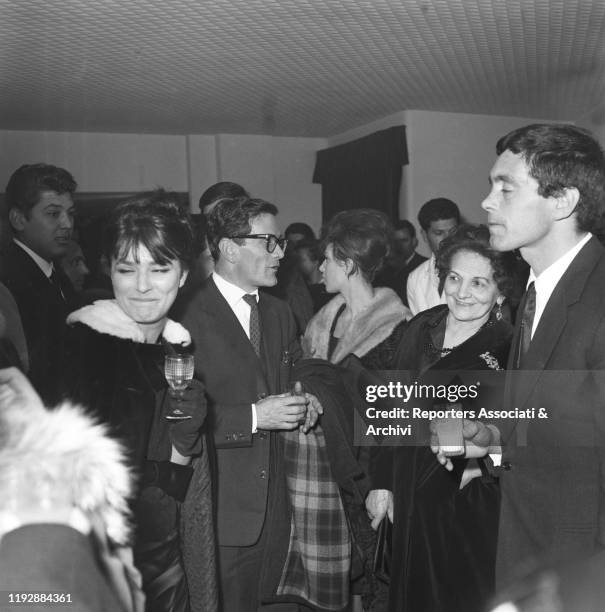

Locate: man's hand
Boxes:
[300,391,323,433]
[365,489,394,530]
[0,367,44,413]
[256,393,308,431]
[430,418,499,471]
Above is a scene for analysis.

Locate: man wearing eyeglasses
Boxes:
[180,196,321,611]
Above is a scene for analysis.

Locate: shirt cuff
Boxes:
[251,403,258,433]
[486,424,502,464]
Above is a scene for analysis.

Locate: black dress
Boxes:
[61,323,217,612]
[327,304,407,612]
[375,305,512,612]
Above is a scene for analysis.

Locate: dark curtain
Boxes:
[312,126,408,223]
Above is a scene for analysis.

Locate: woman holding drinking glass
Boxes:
[61,190,217,612]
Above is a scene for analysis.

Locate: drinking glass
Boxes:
[164,354,194,420]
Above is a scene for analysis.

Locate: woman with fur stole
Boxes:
[61,191,217,612]
[303,209,411,611]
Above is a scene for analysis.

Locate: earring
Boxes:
[495,300,503,321]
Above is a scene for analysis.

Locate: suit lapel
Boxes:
[9,242,70,315]
[201,278,270,392]
[9,242,51,293]
[201,278,258,359]
[54,265,76,309]
[509,237,603,411]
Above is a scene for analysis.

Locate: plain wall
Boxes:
[405,110,549,236]
[188,133,325,234]
[266,136,324,234]
[0,130,325,235]
[575,111,605,146]
[186,134,218,206]
[0,130,189,193]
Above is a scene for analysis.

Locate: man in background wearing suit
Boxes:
[2,163,77,401]
[406,198,459,315]
[181,196,320,611]
[374,219,426,304]
[436,124,605,590]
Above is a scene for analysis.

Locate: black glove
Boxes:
[168,378,207,456]
[141,461,193,503]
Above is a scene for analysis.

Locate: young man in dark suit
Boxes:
[434,124,605,589]
[373,219,427,304]
[406,199,460,314]
[2,163,77,401]
[180,196,321,611]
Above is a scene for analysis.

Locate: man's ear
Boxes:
[553,187,580,221]
[8,207,26,232]
[218,237,239,264]
[420,229,428,245]
[412,236,419,249]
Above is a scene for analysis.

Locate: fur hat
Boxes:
[0,399,132,546]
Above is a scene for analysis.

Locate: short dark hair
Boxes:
[206,196,278,260]
[417,198,460,231]
[198,181,249,212]
[436,223,515,297]
[394,219,417,238]
[320,209,393,282]
[105,188,195,269]
[285,223,315,241]
[496,123,605,233]
[293,238,322,262]
[5,163,77,217]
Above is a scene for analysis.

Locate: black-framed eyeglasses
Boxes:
[230,234,288,254]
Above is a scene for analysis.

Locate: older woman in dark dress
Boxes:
[367,224,515,612]
[61,190,217,612]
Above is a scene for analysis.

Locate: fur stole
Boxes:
[302,287,410,363]
[67,299,191,345]
[0,400,132,546]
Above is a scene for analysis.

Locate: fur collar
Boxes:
[303,287,410,363]
[67,299,191,345]
[0,401,132,546]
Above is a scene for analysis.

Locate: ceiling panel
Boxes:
[2,0,604,136]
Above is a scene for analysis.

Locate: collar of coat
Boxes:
[67,299,191,346]
[302,287,410,363]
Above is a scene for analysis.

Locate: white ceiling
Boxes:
[2,0,605,137]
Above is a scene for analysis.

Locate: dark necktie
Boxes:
[49,268,66,303]
[243,294,261,357]
[518,281,536,365]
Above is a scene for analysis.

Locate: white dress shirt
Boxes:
[212,272,260,432]
[406,254,446,316]
[527,232,592,338]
